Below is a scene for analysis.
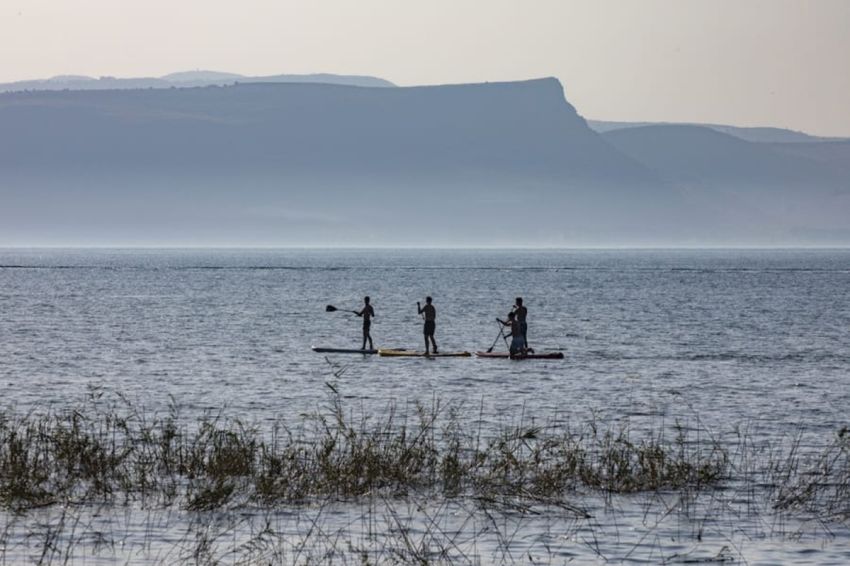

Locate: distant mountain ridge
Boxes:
[6,72,842,143]
[601,124,850,243]
[1,78,849,246]
[588,119,847,144]
[0,71,395,93]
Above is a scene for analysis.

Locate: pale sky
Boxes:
[1,0,848,136]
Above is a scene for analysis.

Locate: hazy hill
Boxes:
[0,71,395,93]
[603,125,850,242]
[1,79,848,246]
[602,125,847,185]
[0,79,646,180]
[765,141,850,174]
[1,78,685,246]
[160,71,245,82]
[587,119,845,144]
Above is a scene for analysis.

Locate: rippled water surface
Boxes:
[2,248,850,563]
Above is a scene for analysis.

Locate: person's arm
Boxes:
[417,302,423,315]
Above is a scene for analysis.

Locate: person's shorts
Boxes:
[509,336,524,355]
[423,320,436,336]
[363,320,371,334]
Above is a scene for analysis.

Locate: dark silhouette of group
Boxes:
[498,297,530,356]
[353,296,530,354]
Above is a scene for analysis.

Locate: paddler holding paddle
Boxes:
[356,296,375,350]
[497,312,526,357]
[417,296,438,355]
[514,297,528,349]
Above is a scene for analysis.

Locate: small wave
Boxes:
[587,351,846,363]
[0,265,98,269]
[3,263,849,274]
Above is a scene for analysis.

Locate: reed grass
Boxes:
[0,388,731,516]
[2,387,849,564]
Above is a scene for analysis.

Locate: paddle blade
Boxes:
[325,305,338,312]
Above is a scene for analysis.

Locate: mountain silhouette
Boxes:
[1,79,848,246]
[603,125,850,242]
[0,71,395,93]
[588,119,846,144]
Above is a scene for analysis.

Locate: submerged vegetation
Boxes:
[1,384,849,564]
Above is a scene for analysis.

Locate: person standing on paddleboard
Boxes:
[417,296,438,355]
[514,297,528,349]
[498,311,525,357]
[356,296,375,350]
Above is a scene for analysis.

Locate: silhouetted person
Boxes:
[514,297,528,349]
[498,311,525,357]
[417,296,438,354]
[356,296,375,350]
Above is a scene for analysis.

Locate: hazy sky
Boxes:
[1,0,848,135]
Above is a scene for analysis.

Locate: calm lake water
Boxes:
[2,248,850,564]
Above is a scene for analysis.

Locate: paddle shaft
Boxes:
[485,324,503,353]
[326,305,359,315]
[499,323,510,348]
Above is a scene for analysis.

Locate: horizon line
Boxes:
[2,245,850,251]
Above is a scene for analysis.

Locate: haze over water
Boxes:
[2,248,849,563]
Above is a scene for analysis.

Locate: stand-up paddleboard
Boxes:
[312,346,379,355]
[475,351,564,360]
[378,349,471,358]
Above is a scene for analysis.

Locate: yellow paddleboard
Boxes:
[378,349,471,358]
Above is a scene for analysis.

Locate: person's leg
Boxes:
[509,338,518,357]
[362,323,370,350]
